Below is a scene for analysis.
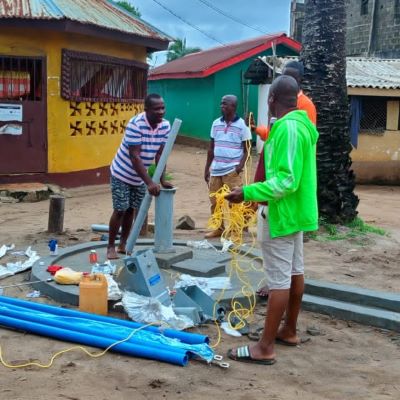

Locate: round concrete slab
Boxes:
[30,239,265,307]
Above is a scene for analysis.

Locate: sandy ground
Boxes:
[0,144,399,400]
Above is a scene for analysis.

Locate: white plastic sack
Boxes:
[105,274,122,301]
[186,239,233,253]
[0,244,15,259]
[186,240,214,250]
[220,322,242,337]
[174,273,232,296]
[0,246,40,280]
[119,291,194,330]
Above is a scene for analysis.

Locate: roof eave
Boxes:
[0,18,170,51]
[149,35,301,80]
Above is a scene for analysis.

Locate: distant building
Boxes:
[290,0,400,58]
[290,0,305,44]
[148,34,300,142]
[245,56,400,184]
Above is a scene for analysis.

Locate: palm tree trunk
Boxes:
[301,0,359,223]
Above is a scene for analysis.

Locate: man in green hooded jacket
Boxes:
[225,75,319,365]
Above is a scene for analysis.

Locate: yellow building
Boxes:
[347,59,400,185]
[0,0,169,186]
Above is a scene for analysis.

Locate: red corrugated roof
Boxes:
[149,33,301,80]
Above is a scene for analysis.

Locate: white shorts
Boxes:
[257,206,304,290]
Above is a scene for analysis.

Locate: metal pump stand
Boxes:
[154,187,177,253]
[125,118,182,254]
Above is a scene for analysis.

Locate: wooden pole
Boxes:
[48,195,65,233]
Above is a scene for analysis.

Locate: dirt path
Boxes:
[0,144,399,400]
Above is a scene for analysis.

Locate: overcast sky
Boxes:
[127,0,292,66]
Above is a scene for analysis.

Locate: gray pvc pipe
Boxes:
[91,224,112,233]
[126,118,182,253]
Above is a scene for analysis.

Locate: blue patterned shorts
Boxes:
[110,176,146,211]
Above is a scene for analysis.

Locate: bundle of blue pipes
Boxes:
[0,296,214,366]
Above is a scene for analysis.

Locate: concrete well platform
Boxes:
[31,239,265,308]
[30,239,400,331]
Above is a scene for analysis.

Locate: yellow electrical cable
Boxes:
[0,321,160,369]
[207,134,268,348]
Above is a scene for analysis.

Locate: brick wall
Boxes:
[291,0,400,58]
[346,0,372,55]
[371,0,400,57]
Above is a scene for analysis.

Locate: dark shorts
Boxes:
[110,175,146,211]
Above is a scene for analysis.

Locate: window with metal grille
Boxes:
[0,57,42,101]
[361,0,369,15]
[360,96,387,134]
[61,49,148,103]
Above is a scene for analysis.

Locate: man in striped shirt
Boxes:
[107,94,172,260]
[204,95,252,239]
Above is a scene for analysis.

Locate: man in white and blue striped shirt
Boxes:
[107,94,172,259]
[204,95,252,239]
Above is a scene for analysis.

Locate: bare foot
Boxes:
[276,327,300,345]
[117,244,126,254]
[107,247,119,260]
[117,244,131,255]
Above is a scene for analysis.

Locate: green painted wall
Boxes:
[149,76,215,140]
[148,44,299,141]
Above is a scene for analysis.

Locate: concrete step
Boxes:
[305,279,400,313]
[303,294,400,332]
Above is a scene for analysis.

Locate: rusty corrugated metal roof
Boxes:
[149,33,301,80]
[0,0,169,42]
[257,56,400,90]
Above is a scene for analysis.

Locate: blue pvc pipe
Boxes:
[0,313,188,366]
[0,303,189,358]
[0,296,208,344]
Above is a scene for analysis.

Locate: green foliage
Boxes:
[166,38,202,62]
[114,1,141,17]
[148,164,173,181]
[346,217,386,236]
[315,216,387,243]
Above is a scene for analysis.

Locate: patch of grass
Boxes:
[312,216,387,243]
[346,217,386,236]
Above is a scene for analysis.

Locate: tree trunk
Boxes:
[301,0,359,223]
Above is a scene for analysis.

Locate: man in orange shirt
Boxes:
[252,60,316,139]
[252,60,317,298]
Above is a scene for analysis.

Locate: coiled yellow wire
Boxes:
[208,137,266,348]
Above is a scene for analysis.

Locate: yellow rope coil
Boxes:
[207,186,265,347]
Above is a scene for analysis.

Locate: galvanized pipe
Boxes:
[125,118,182,253]
[154,188,177,253]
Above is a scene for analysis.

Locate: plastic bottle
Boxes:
[89,249,98,264]
[79,274,108,315]
[48,239,58,256]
